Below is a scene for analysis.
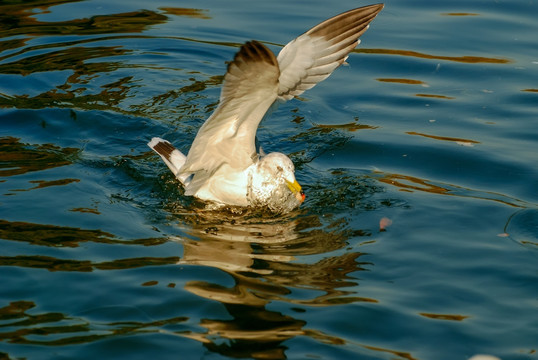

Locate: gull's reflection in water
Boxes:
[170,206,376,359]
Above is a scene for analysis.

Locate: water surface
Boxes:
[1,0,537,359]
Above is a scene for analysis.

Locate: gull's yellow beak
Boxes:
[286,179,305,203]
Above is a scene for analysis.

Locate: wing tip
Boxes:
[307,3,384,40]
[359,3,385,15]
[233,40,278,67]
[374,3,385,11]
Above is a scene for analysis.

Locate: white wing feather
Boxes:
[277,4,384,100]
[179,41,280,196]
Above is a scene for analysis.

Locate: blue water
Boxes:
[1,1,537,359]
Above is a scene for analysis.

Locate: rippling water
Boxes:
[1,1,537,359]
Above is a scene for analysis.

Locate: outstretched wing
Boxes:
[176,5,383,196]
[277,3,384,100]
[179,41,280,196]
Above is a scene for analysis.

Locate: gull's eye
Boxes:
[276,166,283,172]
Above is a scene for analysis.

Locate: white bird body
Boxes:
[149,4,383,213]
[193,163,250,207]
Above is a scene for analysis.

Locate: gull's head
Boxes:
[249,152,305,212]
[261,152,305,204]
[285,178,305,204]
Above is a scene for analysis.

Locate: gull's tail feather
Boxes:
[148,137,190,185]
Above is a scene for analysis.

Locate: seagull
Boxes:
[148,4,384,213]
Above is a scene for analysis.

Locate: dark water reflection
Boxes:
[0,208,375,360]
[0,300,189,347]
[0,0,218,115]
[0,137,79,177]
[357,48,511,64]
[0,1,167,37]
[167,209,376,358]
[178,212,374,305]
